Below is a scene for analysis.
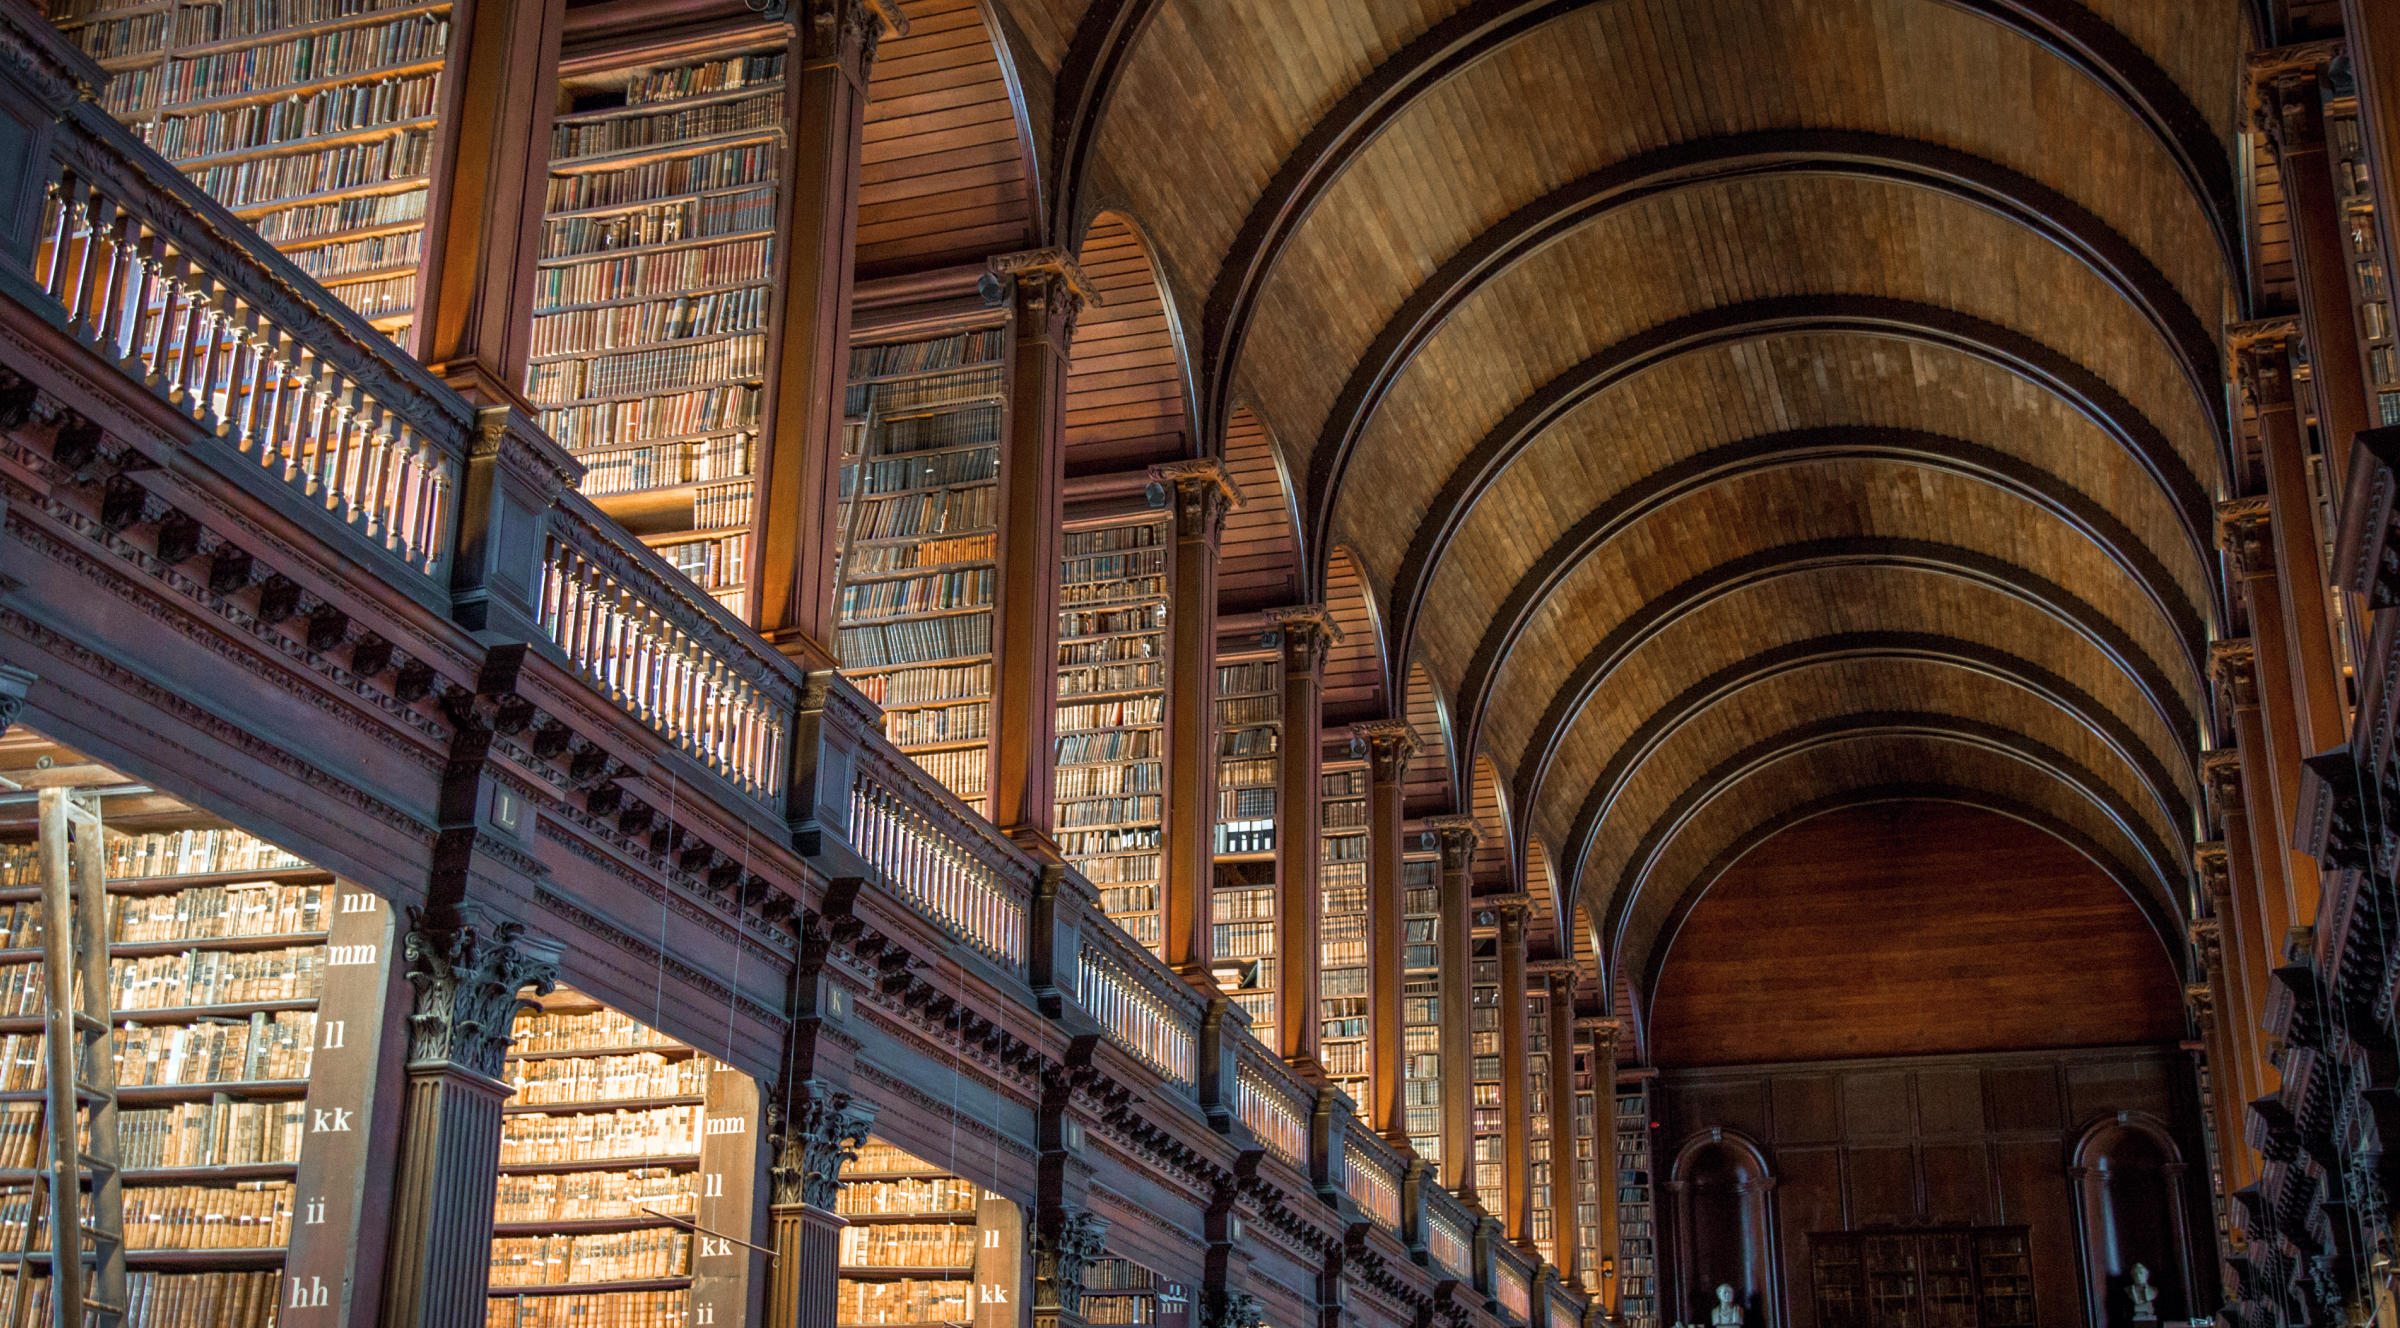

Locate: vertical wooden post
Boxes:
[378,911,559,1328]
[2255,45,2376,476]
[1581,1017,1621,1311]
[1269,607,1339,1068]
[1496,894,1534,1251]
[1428,815,1481,1199]
[2232,324,2351,766]
[1541,966,1578,1277]
[2216,504,2324,931]
[985,250,1093,850]
[1157,458,1243,980]
[1353,720,1419,1144]
[2191,845,2261,1198]
[753,0,899,668]
[412,0,564,408]
[2202,744,2285,1169]
[766,1081,878,1328]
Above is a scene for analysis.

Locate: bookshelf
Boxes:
[488,987,758,1328]
[1808,1227,2036,1328]
[1471,950,1502,1200]
[1614,1081,1654,1328]
[530,47,790,615]
[1526,983,1554,1265]
[1211,647,1279,1029]
[49,0,455,340]
[836,331,1009,812]
[1572,1047,1601,1294]
[1055,515,1170,954]
[1403,857,1439,1160]
[2329,110,2400,430]
[1318,761,1369,1112]
[1083,1255,1184,1327]
[834,1139,1022,1328]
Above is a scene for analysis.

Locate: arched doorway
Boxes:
[2070,1114,2199,1328]
[1667,1129,1780,1328]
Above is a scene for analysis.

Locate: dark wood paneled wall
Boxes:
[1656,1046,2213,1328]
[1651,803,2185,1067]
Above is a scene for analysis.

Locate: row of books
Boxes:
[844,1142,938,1175]
[1216,787,1275,821]
[1060,575,1167,609]
[120,1100,305,1168]
[849,330,1004,381]
[1085,1297,1160,1324]
[161,13,448,106]
[185,126,433,210]
[1211,887,1274,923]
[499,1105,705,1164]
[840,533,993,580]
[489,1231,690,1286]
[103,64,158,112]
[511,1008,684,1055]
[1219,727,1278,759]
[848,663,989,708]
[546,143,772,214]
[1060,605,1166,640]
[844,365,1004,418]
[1055,697,1163,733]
[115,1011,316,1085]
[848,447,999,499]
[155,70,437,161]
[833,1177,976,1216]
[692,480,753,530]
[285,224,421,281]
[494,1167,696,1224]
[540,384,761,450]
[487,1290,688,1327]
[1055,827,1161,857]
[1216,695,1276,727]
[107,945,325,1008]
[1218,661,1277,696]
[169,0,441,45]
[1219,757,1274,788]
[552,88,780,160]
[543,186,773,260]
[1097,884,1154,917]
[835,612,991,669]
[884,702,988,749]
[1057,661,1164,698]
[527,332,763,406]
[620,51,782,107]
[331,270,414,319]
[836,1224,975,1269]
[839,569,993,621]
[1054,758,1160,801]
[1065,524,1163,556]
[905,748,985,800]
[0,828,305,885]
[1106,912,1162,950]
[65,8,164,58]
[1056,795,1160,829]
[1323,833,1368,863]
[1054,729,1160,766]
[865,406,1001,460]
[530,287,767,358]
[505,1051,708,1105]
[576,438,752,497]
[844,487,996,544]
[1324,802,1370,831]
[121,1180,294,1248]
[539,246,767,314]
[248,182,423,244]
[1059,550,1166,587]
[1211,921,1272,960]
[835,1279,971,1325]
[1057,633,1164,667]
[655,533,745,592]
[113,880,329,942]
[95,1271,285,1328]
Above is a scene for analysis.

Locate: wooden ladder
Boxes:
[34,789,123,1328]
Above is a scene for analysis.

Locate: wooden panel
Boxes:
[1773,1077,1839,1146]
[1674,1080,1769,1146]
[1775,1146,1847,1328]
[1651,804,2185,1068]
[1065,215,1189,471]
[1321,548,1384,724]
[1917,1144,1993,1227]
[1916,1069,1987,1139]
[1401,663,1451,816]
[1993,1137,2082,1319]
[1841,1071,1914,1140]
[859,0,1034,275]
[1844,1146,1918,1226]
[1984,1065,2064,1135]
[2064,1057,2174,1122]
[1216,406,1298,611]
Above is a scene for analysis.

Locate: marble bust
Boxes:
[2128,1264,2158,1322]
[1711,1284,1743,1328]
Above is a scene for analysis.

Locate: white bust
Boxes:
[2128,1264,2158,1322]
[1711,1284,1743,1328]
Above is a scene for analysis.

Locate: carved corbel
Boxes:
[768,1079,880,1210]
[1349,720,1420,783]
[1148,457,1246,543]
[1034,1207,1111,1318]
[984,247,1101,354]
[2296,749,2371,874]
[2218,500,2277,583]
[2248,42,2344,160]
[791,0,908,82]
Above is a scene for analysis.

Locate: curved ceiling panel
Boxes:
[1477,460,2199,784]
[1323,174,2216,597]
[1411,331,2214,706]
[1604,732,2179,1005]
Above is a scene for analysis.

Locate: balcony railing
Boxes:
[1496,1252,1533,1323]
[1077,930,1197,1087]
[846,754,1028,971]
[1424,1188,1476,1280]
[1231,1036,1311,1169]
[1343,1124,1406,1235]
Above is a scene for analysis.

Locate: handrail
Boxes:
[540,493,795,807]
[9,25,469,591]
[1342,1122,1406,1235]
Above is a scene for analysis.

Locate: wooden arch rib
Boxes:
[1285,135,2224,568]
[1452,424,2209,786]
[1555,633,2194,904]
[1046,0,1164,241]
[1378,295,2216,691]
[1508,537,2202,829]
[1599,718,2187,988]
[1197,24,2232,450]
[1625,783,2184,1017]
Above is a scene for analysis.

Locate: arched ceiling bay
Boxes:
[980,0,2244,1029]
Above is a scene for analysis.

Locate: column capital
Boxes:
[2186,982,2217,1031]
[1148,458,1246,541]
[984,247,1097,354]
[770,1079,881,1211]
[2201,749,2246,823]
[1529,958,1580,979]
[399,908,559,1081]
[2209,635,2260,707]
[2228,318,2302,413]
[2190,916,2225,974]
[1265,603,1345,661]
[1035,1207,1112,1317]
[1425,813,1483,865]
[2215,499,2275,577]
[2249,41,2343,156]
[1575,1016,1621,1054]
[1349,720,1420,780]
[2195,839,2232,901]
[1478,891,1534,932]
[799,0,909,83]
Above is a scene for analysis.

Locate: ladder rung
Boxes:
[72,1082,112,1102]
[67,1012,106,1035]
[82,1300,124,1316]
[75,1154,114,1175]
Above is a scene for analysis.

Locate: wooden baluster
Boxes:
[38,177,70,299]
[168,265,209,410]
[188,281,227,429]
[220,307,259,449]
[255,332,294,477]
[96,205,136,357]
[359,416,392,540]
[64,182,101,334]
[320,390,357,514]
[387,431,422,555]
[421,449,451,574]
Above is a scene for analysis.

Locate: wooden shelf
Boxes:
[839,1212,977,1225]
[531,276,769,317]
[503,1093,703,1116]
[0,867,331,903]
[505,1043,693,1063]
[0,1162,297,1183]
[492,1215,688,1236]
[0,932,328,963]
[162,0,451,62]
[497,1154,700,1176]
[551,79,786,125]
[0,998,316,1033]
[1,1247,288,1270]
[227,174,429,222]
[165,116,439,172]
[0,1080,309,1106]
[164,57,449,117]
[543,187,772,223]
[833,1170,954,1182]
[837,1266,975,1280]
[527,325,768,367]
[489,1277,693,1297]
[538,226,775,270]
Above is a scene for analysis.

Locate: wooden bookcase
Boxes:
[487,986,758,1328]
[834,1139,1012,1328]
[532,45,790,616]
[1470,949,1502,1200]
[48,0,454,340]
[1808,1227,2034,1328]
[1083,1255,1170,1326]
[1571,1046,1601,1294]
[1054,514,1169,953]
[1401,857,1439,1159]
[1209,644,1278,1030]
[1614,1080,1655,1328]
[1317,761,1369,1112]
[1526,983,1555,1264]
[833,331,1008,812]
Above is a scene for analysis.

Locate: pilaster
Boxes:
[766,1080,881,1328]
[1427,814,1481,1198]
[1492,893,1534,1251]
[2216,500,2325,935]
[1533,961,1579,1276]
[1157,457,1244,980]
[1269,606,1341,1067]
[1353,720,1420,1144]
[1578,1017,1622,1312]
[2253,44,2375,479]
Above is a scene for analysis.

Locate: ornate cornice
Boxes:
[0,0,104,110]
[2228,318,2301,415]
[1348,720,1419,782]
[400,910,560,1080]
[1574,1016,1621,1055]
[770,1079,880,1210]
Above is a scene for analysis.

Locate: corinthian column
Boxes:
[1352,720,1419,1145]
[379,911,560,1328]
[767,1080,881,1328]
[1158,458,1244,980]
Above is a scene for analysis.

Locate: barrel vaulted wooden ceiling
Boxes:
[905,0,2246,1034]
